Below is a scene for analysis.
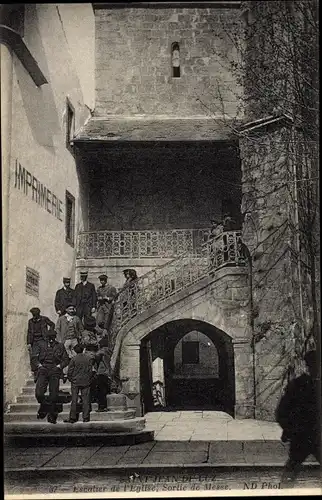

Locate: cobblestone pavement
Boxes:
[144,410,282,441]
[4,440,318,470]
[4,411,320,496]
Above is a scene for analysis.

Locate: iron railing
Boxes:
[108,231,245,352]
[77,228,209,259]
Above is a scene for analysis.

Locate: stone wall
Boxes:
[113,266,253,418]
[3,4,94,405]
[95,5,242,117]
[87,142,242,231]
[240,121,302,420]
[173,330,220,378]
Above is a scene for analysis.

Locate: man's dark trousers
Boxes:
[35,367,61,420]
[76,304,92,323]
[97,374,111,409]
[70,384,91,421]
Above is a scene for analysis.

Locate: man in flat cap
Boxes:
[27,308,55,381]
[96,274,117,330]
[31,329,69,423]
[75,271,97,323]
[54,277,75,316]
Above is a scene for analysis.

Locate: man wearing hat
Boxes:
[27,308,55,381]
[54,277,76,316]
[96,274,117,330]
[75,271,97,323]
[30,329,69,423]
[80,316,99,349]
[55,304,84,368]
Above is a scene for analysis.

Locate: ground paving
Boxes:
[4,440,319,470]
[4,411,321,496]
[4,411,319,471]
[144,410,282,441]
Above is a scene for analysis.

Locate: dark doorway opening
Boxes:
[140,319,235,416]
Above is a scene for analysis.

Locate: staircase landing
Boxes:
[4,375,154,446]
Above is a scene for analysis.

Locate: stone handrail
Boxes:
[77,228,209,259]
[108,230,245,354]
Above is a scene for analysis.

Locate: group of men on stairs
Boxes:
[26,269,138,424]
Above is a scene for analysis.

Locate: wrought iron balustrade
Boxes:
[77,228,209,259]
[108,231,245,352]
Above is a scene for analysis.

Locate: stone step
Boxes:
[16,394,61,403]
[4,409,136,423]
[8,402,135,414]
[14,394,137,412]
[4,417,146,435]
[22,385,72,394]
[25,379,71,388]
[4,429,154,448]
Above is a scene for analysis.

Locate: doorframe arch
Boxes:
[119,318,255,419]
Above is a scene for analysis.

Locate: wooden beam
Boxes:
[0,24,48,87]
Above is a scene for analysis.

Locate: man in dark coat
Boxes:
[27,308,55,348]
[31,330,69,423]
[54,277,75,316]
[65,343,96,423]
[75,270,97,323]
[27,308,55,381]
[276,350,321,485]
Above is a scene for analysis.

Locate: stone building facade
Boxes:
[1,3,95,405]
[3,1,318,421]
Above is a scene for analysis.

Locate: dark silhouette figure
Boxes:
[276,350,321,485]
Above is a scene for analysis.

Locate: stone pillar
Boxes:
[233,339,255,419]
[119,342,142,417]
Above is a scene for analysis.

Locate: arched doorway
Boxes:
[140,319,235,416]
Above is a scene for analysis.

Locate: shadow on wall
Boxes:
[14,6,61,150]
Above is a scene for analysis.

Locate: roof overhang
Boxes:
[74,116,240,143]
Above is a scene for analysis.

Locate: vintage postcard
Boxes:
[2,1,320,498]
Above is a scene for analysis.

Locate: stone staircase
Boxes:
[108,230,245,368]
[5,231,244,445]
[4,374,154,445]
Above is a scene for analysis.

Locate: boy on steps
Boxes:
[64,343,96,423]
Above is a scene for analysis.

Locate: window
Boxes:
[66,98,75,153]
[26,267,40,297]
[182,341,199,364]
[171,42,180,78]
[65,191,75,247]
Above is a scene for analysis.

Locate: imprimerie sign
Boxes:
[14,161,63,221]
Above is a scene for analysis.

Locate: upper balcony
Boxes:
[77,228,209,260]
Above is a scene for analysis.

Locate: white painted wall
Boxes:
[4,3,95,404]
